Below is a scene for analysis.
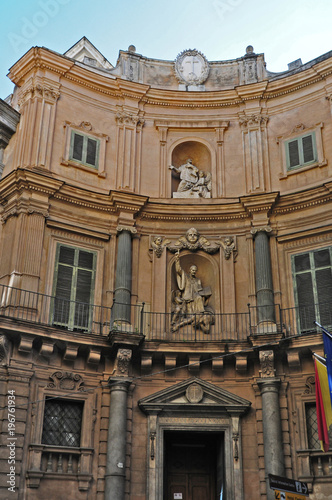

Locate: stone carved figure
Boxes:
[169,160,211,198]
[221,236,237,261]
[150,235,170,258]
[171,251,214,334]
[168,227,220,254]
[169,158,199,192]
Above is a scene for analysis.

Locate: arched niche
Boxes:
[170,140,212,196]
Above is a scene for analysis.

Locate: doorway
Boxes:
[164,431,224,500]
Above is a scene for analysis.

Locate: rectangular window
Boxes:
[292,247,332,332]
[41,398,83,447]
[305,403,320,449]
[69,131,99,168]
[52,244,96,331]
[285,132,317,170]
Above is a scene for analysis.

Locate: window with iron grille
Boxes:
[52,244,96,331]
[69,130,100,169]
[285,132,317,170]
[305,403,320,449]
[292,247,332,332]
[41,398,83,447]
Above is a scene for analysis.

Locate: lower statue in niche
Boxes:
[171,251,214,334]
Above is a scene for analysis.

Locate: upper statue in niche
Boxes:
[169,159,212,198]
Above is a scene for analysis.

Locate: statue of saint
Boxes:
[171,252,213,333]
[169,160,212,198]
[169,158,199,192]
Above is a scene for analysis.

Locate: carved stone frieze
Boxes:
[46,371,85,391]
[167,227,220,253]
[259,350,276,378]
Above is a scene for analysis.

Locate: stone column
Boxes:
[105,377,131,500]
[113,226,136,325]
[258,350,285,500]
[252,227,275,326]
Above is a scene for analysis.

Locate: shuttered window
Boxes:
[285,132,316,170]
[52,244,96,331]
[42,398,83,447]
[292,248,332,332]
[69,131,99,168]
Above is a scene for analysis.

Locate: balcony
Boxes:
[0,283,330,343]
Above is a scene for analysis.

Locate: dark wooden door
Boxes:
[165,432,217,500]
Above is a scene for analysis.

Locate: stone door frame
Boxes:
[139,377,251,500]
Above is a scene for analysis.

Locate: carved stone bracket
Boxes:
[46,371,85,391]
[259,350,276,378]
[114,348,132,376]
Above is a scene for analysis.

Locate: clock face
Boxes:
[175,49,209,86]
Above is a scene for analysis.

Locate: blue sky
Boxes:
[1,0,331,98]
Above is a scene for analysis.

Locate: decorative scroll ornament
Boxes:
[304,375,315,394]
[259,350,275,378]
[167,227,220,254]
[174,49,209,86]
[46,371,85,391]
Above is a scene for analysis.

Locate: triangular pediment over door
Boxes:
[139,376,251,416]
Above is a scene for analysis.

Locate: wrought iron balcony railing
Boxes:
[0,283,329,342]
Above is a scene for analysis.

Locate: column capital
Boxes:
[250,225,273,236]
[257,377,281,395]
[107,377,132,392]
[116,224,137,234]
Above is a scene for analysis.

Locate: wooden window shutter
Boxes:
[288,139,300,168]
[302,135,314,163]
[72,133,84,162]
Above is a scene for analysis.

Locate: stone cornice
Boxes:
[110,191,148,215]
[0,169,63,205]
[273,185,332,215]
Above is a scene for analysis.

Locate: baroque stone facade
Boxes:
[1,38,332,499]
